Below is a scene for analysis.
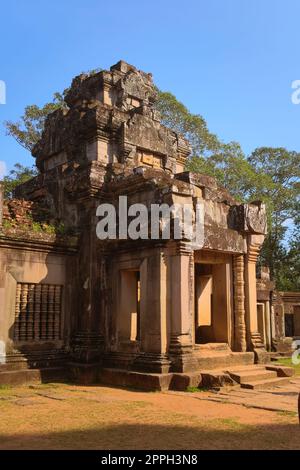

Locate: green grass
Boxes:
[185,386,210,393]
[273,357,300,375]
[277,410,298,418]
[212,418,249,430]
[0,385,11,391]
[28,383,61,390]
[0,385,13,397]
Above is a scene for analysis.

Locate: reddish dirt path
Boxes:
[0,382,299,450]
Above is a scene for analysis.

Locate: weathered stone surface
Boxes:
[0,61,270,389]
[201,371,235,388]
[99,368,173,391]
[265,365,295,377]
[169,372,202,391]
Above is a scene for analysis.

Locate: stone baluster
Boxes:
[233,254,247,352]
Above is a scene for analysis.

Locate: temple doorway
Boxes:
[119,270,141,343]
[194,256,232,346]
[284,313,294,338]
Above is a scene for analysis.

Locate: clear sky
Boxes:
[0,0,300,175]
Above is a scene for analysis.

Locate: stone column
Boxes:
[245,234,268,361]
[69,199,105,383]
[133,248,171,374]
[168,242,198,372]
[264,300,271,350]
[233,254,247,352]
[270,303,276,346]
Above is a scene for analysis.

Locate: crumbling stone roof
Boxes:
[9,61,267,249]
[31,60,191,174]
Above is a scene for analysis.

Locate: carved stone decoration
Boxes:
[244,202,267,234]
[0,60,273,388]
[233,254,247,352]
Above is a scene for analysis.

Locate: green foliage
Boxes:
[55,222,67,235]
[4,93,66,152]
[31,222,42,233]
[185,386,211,393]
[2,220,12,230]
[275,214,300,291]
[274,357,300,376]
[187,142,259,201]
[158,91,300,290]
[156,91,220,157]
[0,384,11,391]
[3,163,38,198]
[3,80,300,291]
[4,72,100,153]
[247,147,300,287]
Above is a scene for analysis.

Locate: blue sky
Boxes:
[0,0,299,175]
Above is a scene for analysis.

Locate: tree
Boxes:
[4,92,66,152]
[4,69,102,152]
[3,163,38,198]
[3,81,300,290]
[246,147,300,286]
[158,94,300,289]
[274,204,300,291]
[187,142,259,201]
[156,91,220,157]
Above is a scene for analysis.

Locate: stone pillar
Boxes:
[270,303,276,346]
[245,234,268,361]
[69,200,105,383]
[168,242,198,372]
[265,300,271,350]
[133,248,171,374]
[233,254,247,352]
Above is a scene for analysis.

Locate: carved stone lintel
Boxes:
[233,254,247,352]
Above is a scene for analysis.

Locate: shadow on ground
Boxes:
[1,422,299,450]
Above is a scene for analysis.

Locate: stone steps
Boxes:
[226,364,294,390]
[240,377,291,390]
[228,369,278,384]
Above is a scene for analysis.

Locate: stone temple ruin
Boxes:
[256,267,300,355]
[0,61,295,389]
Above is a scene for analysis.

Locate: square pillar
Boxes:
[168,242,198,372]
[245,234,268,362]
[133,248,171,373]
[264,300,272,350]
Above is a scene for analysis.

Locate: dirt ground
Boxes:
[0,380,299,450]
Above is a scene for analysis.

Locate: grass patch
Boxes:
[0,385,11,390]
[210,417,250,431]
[185,386,210,393]
[0,385,13,397]
[273,357,300,375]
[122,401,153,410]
[277,410,298,418]
[28,383,61,390]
